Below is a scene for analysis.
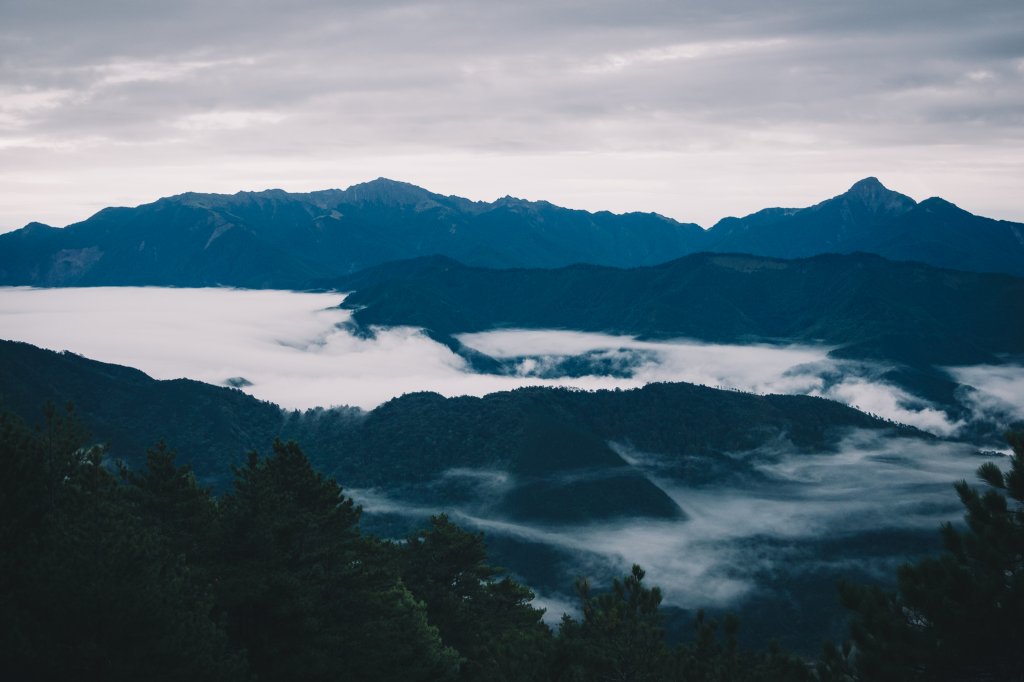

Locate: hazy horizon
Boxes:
[2,0,1022,232]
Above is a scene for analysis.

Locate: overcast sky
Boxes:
[1,0,1022,232]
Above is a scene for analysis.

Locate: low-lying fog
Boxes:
[1,287,1019,438]
[348,429,991,622]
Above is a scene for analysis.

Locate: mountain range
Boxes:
[2,177,1023,288]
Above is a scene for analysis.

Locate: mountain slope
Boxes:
[705,177,1024,276]
[860,197,1024,275]
[0,339,943,653]
[333,252,1024,367]
[706,177,917,257]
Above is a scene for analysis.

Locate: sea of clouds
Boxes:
[3,285,1017,627]
[0,287,1019,437]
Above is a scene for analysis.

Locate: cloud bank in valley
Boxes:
[1,286,1010,632]
[947,364,1024,427]
[457,329,969,435]
[348,430,988,616]
[0,286,1003,437]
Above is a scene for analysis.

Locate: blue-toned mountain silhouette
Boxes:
[2,177,1022,287]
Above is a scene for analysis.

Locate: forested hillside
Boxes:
[334,251,1024,367]
[0,338,958,654]
[2,405,1021,680]
[0,339,905,520]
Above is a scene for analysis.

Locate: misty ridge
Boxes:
[346,430,987,634]
[1,174,1023,677]
[2,323,1007,657]
[0,273,1019,654]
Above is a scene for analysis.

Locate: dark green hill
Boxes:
[0,339,908,522]
[0,340,285,484]
[333,251,1024,368]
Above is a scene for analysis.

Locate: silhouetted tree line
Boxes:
[1,405,1021,681]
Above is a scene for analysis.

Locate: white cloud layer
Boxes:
[947,364,1024,425]
[458,329,969,435]
[0,286,1006,438]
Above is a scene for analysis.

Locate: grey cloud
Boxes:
[948,364,1024,426]
[1,0,1022,229]
[4,1,1022,142]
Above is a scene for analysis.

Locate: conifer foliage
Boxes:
[822,431,1024,682]
[0,407,245,681]
[3,405,1021,681]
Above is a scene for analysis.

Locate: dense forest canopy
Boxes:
[0,338,911,494]
[333,251,1024,368]
[2,406,1021,680]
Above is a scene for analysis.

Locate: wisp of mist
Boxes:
[347,429,989,617]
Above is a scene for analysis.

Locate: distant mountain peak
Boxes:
[494,195,540,209]
[354,177,417,189]
[916,196,970,216]
[22,221,57,232]
[342,177,440,207]
[4,175,1024,286]
[849,176,885,192]
[832,176,917,215]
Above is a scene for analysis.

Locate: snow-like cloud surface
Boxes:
[0,287,1007,437]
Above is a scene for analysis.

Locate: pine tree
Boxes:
[555,564,668,682]
[213,440,460,682]
[0,407,246,681]
[400,514,553,681]
[828,430,1024,681]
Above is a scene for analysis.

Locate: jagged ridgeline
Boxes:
[2,177,1024,288]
